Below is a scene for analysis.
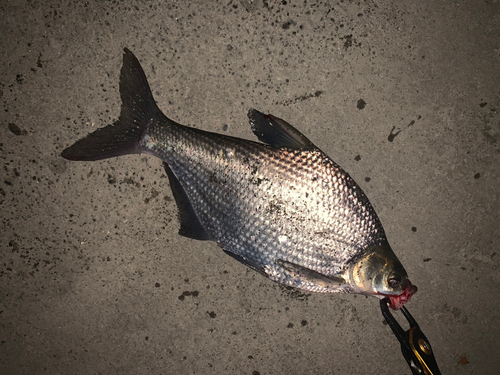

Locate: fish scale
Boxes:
[143,116,386,291]
[61,48,417,308]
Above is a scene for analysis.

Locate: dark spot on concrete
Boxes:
[342,34,353,50]
[423,258,432,262]
[107,174,116,184]
[227,44,233,51]
[208,311,216,318]
[37,53,43,68]
[178,290,199,300]
[474,173,481,179]
[16,74,24,83]
[123,177,139,187]
[287,322,294,328]
[364,177,371,182]
[8,123,27,136]
[279,91,322,106]
[282,21,291,29]
[411,227,417,232]
[479,102,487,107]
[280,285,310,300]
[222,124,228,131]
[252,371,260,375]
[4,180,12,186]
[388,126,402,142]
[155,282,160,288]
[145,336,149,340]
[357,99,366,110]
[9,240,19,252]
[354,155,361,161]
[457,356,469,366]
[301,320,307,326]
[408,120,415,126]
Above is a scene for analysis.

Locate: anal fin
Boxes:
[163,162,211,241]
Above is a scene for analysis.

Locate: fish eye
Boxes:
[388,275,401,288]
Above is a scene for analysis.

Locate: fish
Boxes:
[61,48,417,310]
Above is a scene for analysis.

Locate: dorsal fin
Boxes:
[163,162,211,241]
[247,109,316,150]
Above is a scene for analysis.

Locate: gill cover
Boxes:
[349,244,410,296]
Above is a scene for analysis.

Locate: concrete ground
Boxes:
[1,0,499,374]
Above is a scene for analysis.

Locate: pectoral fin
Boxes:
[275,259,346,288]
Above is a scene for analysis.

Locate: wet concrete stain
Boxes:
[341,34,361,50]
[178,290,199,301]
[388,126,402,142]
[8,123,27,136]
[279,285,310,301]
[388,116,421,142]
[279,90,323,106]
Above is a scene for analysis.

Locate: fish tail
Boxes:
[61,48,160,161]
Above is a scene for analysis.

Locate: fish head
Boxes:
[349,244,417,309]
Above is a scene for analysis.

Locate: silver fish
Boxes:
[62,48,417,309]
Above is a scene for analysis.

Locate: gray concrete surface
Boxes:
[1,0,499,374]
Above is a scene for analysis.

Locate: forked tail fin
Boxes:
[61,48,160,161]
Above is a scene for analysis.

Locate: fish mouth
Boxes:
[381,282,418,310]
